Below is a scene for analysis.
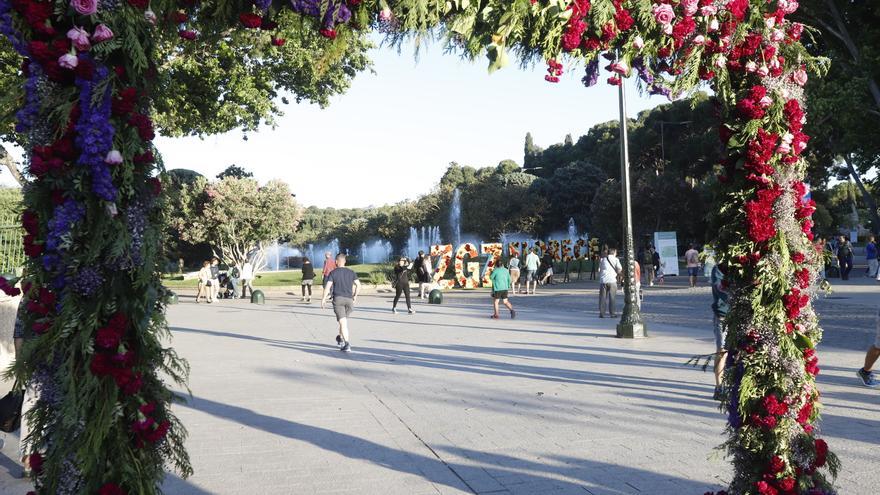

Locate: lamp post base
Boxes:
[616,322,647,339]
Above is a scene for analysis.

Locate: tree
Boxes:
[183,178,300,270]
[216,164,254,180]
[161,169,210,267]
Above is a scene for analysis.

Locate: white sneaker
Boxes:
[392,308,398,314]
[408,308,415,314]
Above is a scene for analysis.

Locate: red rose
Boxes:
[814,439,828,467]
[22,210,38,234]
[134,151,155,164]
[29,453,43,473]
[32,321,51,335]
[127,0,148,8]
[128,113,155,141]
[768,455,785,474]
[113,87,138,116]
[239,13,262,29]
[178,30,197,40]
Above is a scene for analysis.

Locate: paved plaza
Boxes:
[1,277,878,494]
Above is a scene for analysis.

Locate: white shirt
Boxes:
[241,262,254,280]
[599,255,623,284]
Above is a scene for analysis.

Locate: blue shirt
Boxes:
[867,242,877,260]
[711,266,729,317]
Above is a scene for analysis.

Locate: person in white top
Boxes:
[240,261,254,299]
[598,248,623,317]
[196,260,213,303]
[524,248,541,295]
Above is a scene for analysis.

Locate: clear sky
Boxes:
[4,39,669,208]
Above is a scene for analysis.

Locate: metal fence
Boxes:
[0,215,24,276]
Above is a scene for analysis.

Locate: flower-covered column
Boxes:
[0,0,190,492]
[710,3,839,495]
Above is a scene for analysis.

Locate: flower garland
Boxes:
[0,0,836,493]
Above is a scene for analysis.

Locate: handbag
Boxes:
[0,390,23,433]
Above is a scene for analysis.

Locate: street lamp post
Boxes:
[616,78,647,339]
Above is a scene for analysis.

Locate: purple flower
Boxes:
[254,0,272,11]
[45,199,85,252]
[649,84,671,98]
[290,0,350,29]
[74,63,117,201]
[71,267,103,296]
[581,59,599,87]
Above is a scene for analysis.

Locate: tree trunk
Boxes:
[0,145,25,186]
[842,154,880,235]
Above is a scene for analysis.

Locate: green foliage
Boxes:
[216,164,254,180]
[183,177,301,268]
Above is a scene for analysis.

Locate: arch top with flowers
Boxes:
[0,0,835,494]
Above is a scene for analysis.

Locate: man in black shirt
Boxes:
[321,253,361,352]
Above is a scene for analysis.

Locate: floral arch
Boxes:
[0,0,837,494]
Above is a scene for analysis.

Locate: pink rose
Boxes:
[379,8,392,21]
[70,0,97,15]
[709,18,719,31]
[682,0,699,16]
[692,34,705,45]
[92,24,114,43]
[770,29,784,42]
[67,27,91,51]
[757,65,770,77]
[714,55,727,69]
[633,35,644,50]
[759,95,773,108]
[610,61,629,75]
[765,17,776,29]
[145,9,157,25]
[700,5,717,16]
[793,67,808,86]
[105,150,123,165]
[58,53,78,69]
[778,0,799,14]
[745,61,758,73]
[653,4,675,25]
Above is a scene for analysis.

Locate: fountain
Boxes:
[568,218,579,240]
[405,226,442,258]
[449,188,462,249]
[359,240,393,264]
[305,239,340,268]
[262,242,303,271]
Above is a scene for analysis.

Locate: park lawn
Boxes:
[161,264,390,289]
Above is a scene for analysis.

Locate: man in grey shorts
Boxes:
[856,307,880,387]
[321,253,361,353]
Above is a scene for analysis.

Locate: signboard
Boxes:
[654,231,680,277]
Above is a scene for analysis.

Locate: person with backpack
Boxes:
[837,236,854,281]
[711,265,730,400]
[301,257,316,302]
[598,248,623,318]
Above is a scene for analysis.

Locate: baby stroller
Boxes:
[217,273,236,299]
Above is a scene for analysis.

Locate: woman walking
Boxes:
[392,256,415,314]
[301,257,316,302]
[196,260,213,303]
[509,252,521,296]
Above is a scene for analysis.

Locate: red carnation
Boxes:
[796,268,811,288]
[797,400,813,425]
[148,177,162,196]
[32,321,51,335]
[134,151,155,164]
[271,38,286,47]
[768,455,785,474]
[319,28,337,39]
[792,252,805,264]
[239,13,262,29]
[127,0,148,8]
[129,113,155,141]
[29,453,43,473]
[804,348,820,376]
[755,481,778,495]
[728,0,750,21]
[98,483,126,495]
[90,353,114,376]
[614,8,634,32]
[777,478,795,492]
[173,12,189,23]
[95,325,123,349]
[22,210,38,234]
[178,30,197,40]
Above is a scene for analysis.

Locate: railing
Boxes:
[0,215,25,276]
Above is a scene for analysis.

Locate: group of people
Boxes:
[196,258,254,303]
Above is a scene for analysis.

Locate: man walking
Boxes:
[321,253,361,353]
[598,248,622,318]
[524,248,540,295]
[489,260,516,319]
[857,305,880,387]
[685,244,700,288]
[866,235,878,277]
[641,246,655,287]
[837,236,853,281]
[711,265,730,400]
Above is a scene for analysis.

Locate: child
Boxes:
[656,261,666,286]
